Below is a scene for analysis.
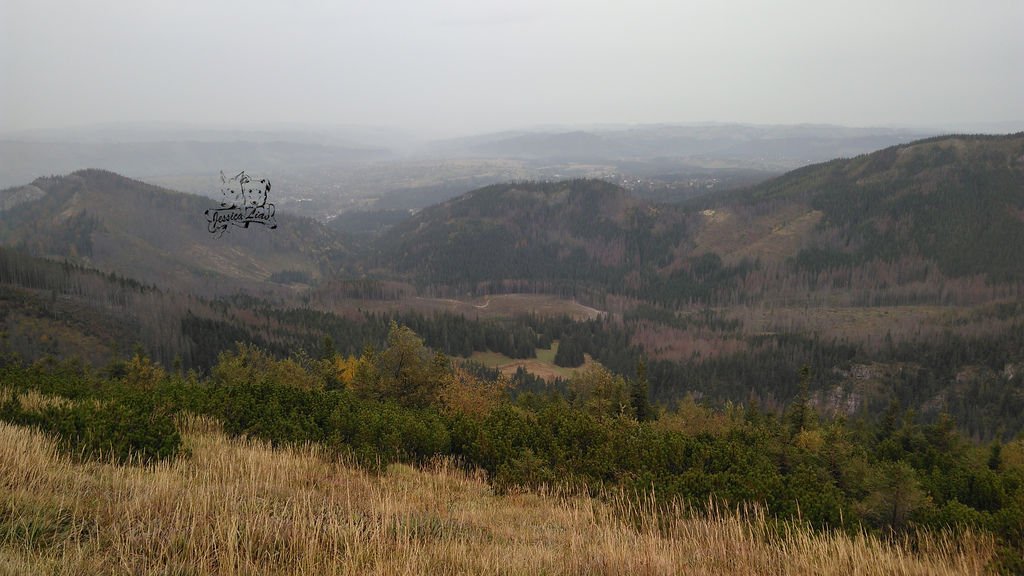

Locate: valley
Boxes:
[2,132,1024,572]
[3,134,1024,436]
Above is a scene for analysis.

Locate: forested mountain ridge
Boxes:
[5,134,1022,303]
[0,169,348,294]
[372,134,1024,306]
[2,137,1023,441]
[697,133,1024,281]
[371,178,693,297]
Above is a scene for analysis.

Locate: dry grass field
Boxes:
[0,416,995,575]
[469,342,601,382]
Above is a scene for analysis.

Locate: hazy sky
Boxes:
[2,0,1022,137]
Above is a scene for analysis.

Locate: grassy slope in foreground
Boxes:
[0,419,993,575]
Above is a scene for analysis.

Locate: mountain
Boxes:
[374,133,1024,304]
[6,134,1023,339]
[371,179,695,297]
[0,169,347,293]
[432,124,930,169]
[696,133,1024,282]
[471,131,624,161]
[0,137,389,188]
[3,137,1024,440]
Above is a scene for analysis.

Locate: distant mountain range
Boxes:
[0,123,935,189]
[428,124,932,170]
[2,133,1024,436]
[371,133,1024,303]
[0,141,389,189]
[1,132,1022,303]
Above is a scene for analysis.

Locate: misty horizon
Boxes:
[3,119,1024,144]
[3,0,1022,138]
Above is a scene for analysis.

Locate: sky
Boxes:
[2,0,1022,137]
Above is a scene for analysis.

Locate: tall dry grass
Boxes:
[0,415,995,575]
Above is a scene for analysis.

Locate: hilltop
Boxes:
[0,169,347,293]
[371,178,696,299]
[696,133,1024,282]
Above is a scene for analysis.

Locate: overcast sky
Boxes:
[2,0,1022,137]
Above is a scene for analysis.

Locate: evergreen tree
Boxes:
[630,359,653,421]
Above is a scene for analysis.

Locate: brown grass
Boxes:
[1,388,83,413]
[469,342,599,382]
[692,205,822,266]
[0,417,995,575]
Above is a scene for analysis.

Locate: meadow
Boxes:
[0,416,994,575]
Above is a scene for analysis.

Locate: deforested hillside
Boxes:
[695,133,1024,291]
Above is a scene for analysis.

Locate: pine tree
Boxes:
[788,364,812,436]
[630,359,653,421]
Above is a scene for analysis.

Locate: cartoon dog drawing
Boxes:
[220,170,270,209]
[219,170,246,209]
[207,170,277,236]
[220,169,270,210]
[244,177,270,208]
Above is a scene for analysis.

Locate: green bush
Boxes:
[0,393,181,463]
